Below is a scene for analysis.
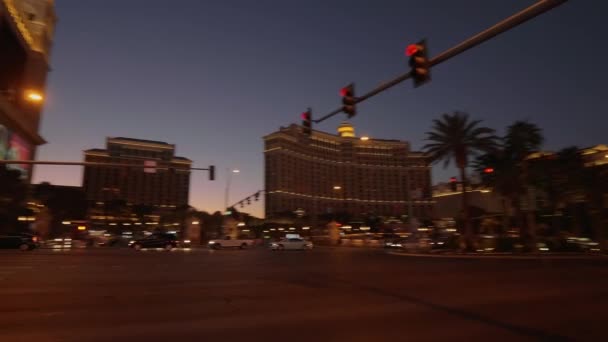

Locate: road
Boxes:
[1,247,607,341]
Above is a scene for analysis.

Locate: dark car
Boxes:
[0,233,38,251]
[128,233,178,251]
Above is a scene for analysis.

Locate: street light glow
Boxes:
[232,169,240,173]
[25,90,44,102]
[333,186,342,190]
[360,136,370,141]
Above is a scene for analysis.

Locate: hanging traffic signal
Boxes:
[449,177,457,192]
[209,165,215,181]
[301,109,312,136]
[406,39,431,87]
[340,83,356,118]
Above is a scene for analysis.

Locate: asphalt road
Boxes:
[1,247,607,342]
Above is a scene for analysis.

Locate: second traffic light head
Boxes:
[340,83,356,118]
[406,39,431,87]
[301,109,312,136]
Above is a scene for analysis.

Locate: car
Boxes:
[128,233,179,251]
[270,237,313,251]
[208,236,254,250]
[385,236,431,253]
[0,233,38,251]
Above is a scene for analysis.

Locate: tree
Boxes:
[475,121,544,245]
[424,112,499,249]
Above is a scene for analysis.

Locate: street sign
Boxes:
[144,160,157,173]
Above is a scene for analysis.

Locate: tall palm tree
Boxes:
[507,121,544,243]
[424,112,499,248]
[476,121,544,245]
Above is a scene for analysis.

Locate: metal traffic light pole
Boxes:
[313,0,568,124]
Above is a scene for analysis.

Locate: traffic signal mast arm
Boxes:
[313,0,568,124]
[0,160,217,180]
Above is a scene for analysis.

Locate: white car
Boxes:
[270,238,313,251]
[208,237,254,249]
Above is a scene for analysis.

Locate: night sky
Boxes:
[32,0,608,217]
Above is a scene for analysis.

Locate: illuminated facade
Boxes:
[83,137,191,208]
[0,0,56,180]
[263,123,434,220]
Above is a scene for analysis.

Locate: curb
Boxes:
[386,251,608,260]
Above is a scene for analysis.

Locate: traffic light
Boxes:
[483,167,495,174]
[209,165,215,181]
[340,83,356,118]
[301,109,312,136]
[449,177,457,192]
[406,39,431,87]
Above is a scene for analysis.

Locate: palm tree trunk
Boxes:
[501,197,509,236]
[459,166,472,250]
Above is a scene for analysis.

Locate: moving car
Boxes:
[128,233,179,251]
[270,237,313,251]
[385,236,431,253]
[208,236,254,249]
[0,233,38,251]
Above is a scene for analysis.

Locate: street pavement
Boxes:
[1,246,607,341]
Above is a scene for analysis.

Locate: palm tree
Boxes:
[424,112,499,249]
[504,121,544,161]
[475,121,544,244]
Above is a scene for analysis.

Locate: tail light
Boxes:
[32,236,38,242]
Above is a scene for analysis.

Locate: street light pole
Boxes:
[223,168,240,211]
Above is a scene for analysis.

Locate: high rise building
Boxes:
[263,123,434,220]
[83,137,191,209]
[0,0,56,180]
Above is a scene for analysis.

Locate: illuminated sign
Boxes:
[0,124,32,178]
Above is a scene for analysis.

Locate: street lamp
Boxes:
[224,168,240,210]
[24,90,44,103]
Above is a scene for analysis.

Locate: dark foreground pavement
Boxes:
[1,247,607,341]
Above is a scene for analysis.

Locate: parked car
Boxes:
[128,233,179,251]
[0,233,38,251]
[270,237,313,251]
[208,236,254,249]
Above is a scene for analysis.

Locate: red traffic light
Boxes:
[406,44,419,57]
[484,167,495,174]
[340,87,348,97]
[301,112,310,120]
[449,177,457,183]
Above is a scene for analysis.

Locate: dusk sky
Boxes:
[32,0,608,217]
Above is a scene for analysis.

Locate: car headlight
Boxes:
[208,241,215,244]
[271,243,279,247]
[183,240,191,244]
[128,240,135,245]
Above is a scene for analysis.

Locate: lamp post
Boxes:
[223,168,240,211]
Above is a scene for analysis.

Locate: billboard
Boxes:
[0,124,32,178]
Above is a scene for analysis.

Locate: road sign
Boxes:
[144,160,157,173]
